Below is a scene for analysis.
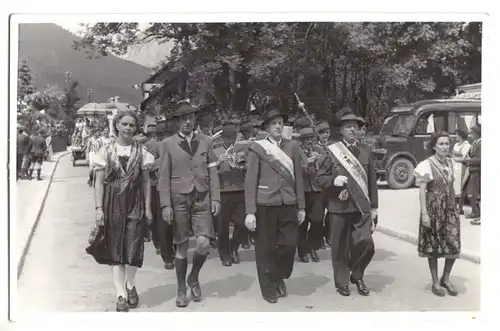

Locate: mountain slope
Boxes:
[18,23,152,105]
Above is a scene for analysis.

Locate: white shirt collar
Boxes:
[179,131,194,141]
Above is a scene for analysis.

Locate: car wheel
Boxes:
[387,158,414,189]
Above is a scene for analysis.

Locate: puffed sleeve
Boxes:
[414,159,433,185]
[91,145,108,169]
[141,146,155,169]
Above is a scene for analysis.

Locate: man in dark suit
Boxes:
[244,107,306,304]
[213,122,247,266]
[158,103,221,307]
[17,127,30,179]
[297,127,324,263]
[27,129,47,181]
[316,110,378,297]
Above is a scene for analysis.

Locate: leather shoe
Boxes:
[336,286,351,297]
[116,296,129,312]
[310,250,320,263]
[277,280,287,298]
[126,286,139,308]
[232,251,241,264]
[242,243,250,249]
[264,296,278,304]
[188,281,202,302]
[164,261,175,270]
[299,255,309,263]
[222,260,232,267]
[440,279,458,296]
[350,276,370,296]
[176,290,189,307]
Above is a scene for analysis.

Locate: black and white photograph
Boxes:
[3,4,496,328]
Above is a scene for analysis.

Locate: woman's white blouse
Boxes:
[91,144,155,170]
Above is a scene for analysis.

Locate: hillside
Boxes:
[18,23,152,105]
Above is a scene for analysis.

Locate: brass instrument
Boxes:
[225,139,254,169]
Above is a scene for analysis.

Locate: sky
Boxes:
[56,23,173,68]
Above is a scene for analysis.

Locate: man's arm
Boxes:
[244,149,259,214]
[158,140,172,208]
[367,147,379,209]
[316,155,341,194]
[294,143,306,210]
[207,139,221,202]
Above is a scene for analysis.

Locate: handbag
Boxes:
[85,224,112,265]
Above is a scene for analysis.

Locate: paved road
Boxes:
[16,155,480,314]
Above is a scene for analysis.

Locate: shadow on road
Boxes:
[139,282,178,308]
[287,273,331,296]
[364,271,395,293]
[422,275,471,295]
[203,273,255,299]
[372,249,398,262]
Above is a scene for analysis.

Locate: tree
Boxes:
[18,60,37,99]
[74,22,482,130]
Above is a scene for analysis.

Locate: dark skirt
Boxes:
[87,181,147,267]
[465,171,481,199]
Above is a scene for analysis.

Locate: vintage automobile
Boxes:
[371,97,481,189]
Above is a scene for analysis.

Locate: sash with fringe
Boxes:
[327,142,371,211]
[250,139,295,187]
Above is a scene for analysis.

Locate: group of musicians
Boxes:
[141,102,378,306]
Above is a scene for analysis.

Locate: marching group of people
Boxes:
[83,101,479,312]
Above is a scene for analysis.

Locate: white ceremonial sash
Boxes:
[327,142,370,203]
[255,139,294,179]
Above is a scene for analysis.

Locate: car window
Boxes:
[415,112,446,135]
[455,113,479,133]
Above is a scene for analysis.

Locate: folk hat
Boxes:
[260,107,288,129]
[146,124,157,134]
[317,121,330,133]
[170,103,199,119]
[339,109,365,127]
[299,127,316,139]
[294,117,310,130]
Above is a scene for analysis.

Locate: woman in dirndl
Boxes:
[451,129,471,214]
[87,110,154,312]
[414,132,461,297]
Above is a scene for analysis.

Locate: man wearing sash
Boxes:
[244,107,306,304]
[159,103,221,307]
[297,127,324,262]
[316,110,378,297]
[213,122,247,266]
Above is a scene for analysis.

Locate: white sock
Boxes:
[112,265,126,299]
[125,266,138,290]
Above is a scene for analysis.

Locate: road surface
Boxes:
[16,155,480,314]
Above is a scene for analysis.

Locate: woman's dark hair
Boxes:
[426,131,450,154]
[112,110,140,137]
[456,129,468,141]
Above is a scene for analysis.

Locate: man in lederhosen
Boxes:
[317,121,333,247]
[159,103,221,307]
[213,121,247,266]
[316,109,378,297]
[297,127,324,263]
[27,128,47,181]
[244,107,306,304]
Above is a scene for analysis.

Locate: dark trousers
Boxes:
[255,204,298,299]
[151,186,175,262]
[298,191,324,255]
[217,191,246,261]
[329,212,374,288]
